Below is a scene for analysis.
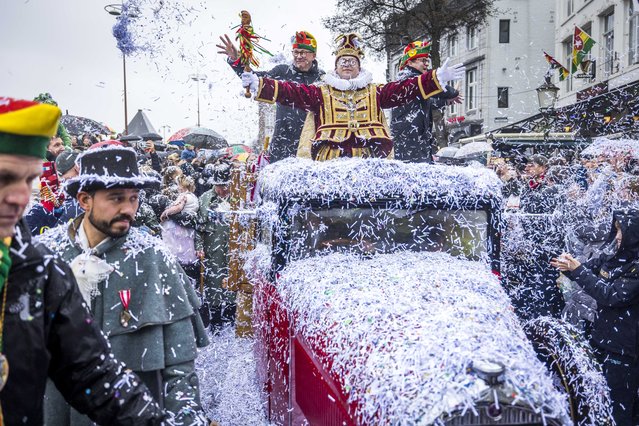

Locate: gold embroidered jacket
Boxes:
[255,71,443,160]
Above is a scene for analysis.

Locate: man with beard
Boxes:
[217,30,324,163]
[38,146,211,425]
[0,96,167,425]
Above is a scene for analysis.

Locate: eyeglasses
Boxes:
[292,50,311,57]
[337,57,359,67]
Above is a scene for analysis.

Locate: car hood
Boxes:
[276,250,570,425]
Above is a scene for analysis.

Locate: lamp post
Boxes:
[189,74,207,127]
[160,125,171,140]
[535,73,560,135]
[536,74,560,114]
[104,3,136,135]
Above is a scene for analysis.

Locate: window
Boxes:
[630,2,639,64]
[566,0,574,17]
[448,101,458,117]
[467,26,478,50]
[563,38,573,91]
[448,33,458,56]
[499,20,510,43]
[603,12,615,75]
[497,87,509,108]
[466,68,477,111]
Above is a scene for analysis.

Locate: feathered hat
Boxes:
[334,33,364,63]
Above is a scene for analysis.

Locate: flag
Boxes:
[571,26,596,74]
[544,51,570,81]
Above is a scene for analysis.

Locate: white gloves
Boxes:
[436,58,465,84]
[241,72,259,94]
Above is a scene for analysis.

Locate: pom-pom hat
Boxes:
[65,146,160,198]
[334,33,365,63]
[292,31,317,53]
[399,40,431,70]
[0,97,61,159]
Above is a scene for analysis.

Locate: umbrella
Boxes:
[226,144,253,156]
[140,132,163,141]
[168,126,228,150]
[232,152,252,162]
[454,141,493,158]
[168,140,186,148]
[60,114,110,136]
[120,135,142,142]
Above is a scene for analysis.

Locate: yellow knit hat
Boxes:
[0,97,61,158]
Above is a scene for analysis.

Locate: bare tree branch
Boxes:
[323,0,497,65]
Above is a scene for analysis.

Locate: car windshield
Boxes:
[289,206,488,261]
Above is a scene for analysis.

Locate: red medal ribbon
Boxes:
[118,289,131,311]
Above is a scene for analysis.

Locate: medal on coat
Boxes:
[118,289,132,328]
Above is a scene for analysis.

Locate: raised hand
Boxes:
[241,72,258,95]
[436,58,466,84]
[550,253,581,272]
[215,34,239,61]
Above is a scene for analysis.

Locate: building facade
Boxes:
[387,0,557,143]
[497,0,639,138]
[555,0,639,107]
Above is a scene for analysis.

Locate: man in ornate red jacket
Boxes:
[242,33,465,161]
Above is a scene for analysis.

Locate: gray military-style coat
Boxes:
[38,215,210,425]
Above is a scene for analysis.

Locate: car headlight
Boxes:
[470,360,506,387]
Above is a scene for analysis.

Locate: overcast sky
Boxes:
[0,0,386,144]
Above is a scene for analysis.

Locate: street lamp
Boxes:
[536,74,560,114]
[104,3,137,135]
[189,74,207,127]
[160,125,171,140]
[535,73,560,136]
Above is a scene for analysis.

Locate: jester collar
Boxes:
[322,69,373,91]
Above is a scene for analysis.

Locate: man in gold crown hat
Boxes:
[0,97,167,425]
[241,32,465,161]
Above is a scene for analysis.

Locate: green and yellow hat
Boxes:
[399,39,431,70]
[292,31,317,53]
[0,97,62,158]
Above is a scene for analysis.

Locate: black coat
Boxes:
[229,59,324,163]
[519,179,560,214]
[565,208,639,358]
[0,221,166,425]
[390,66,459,163]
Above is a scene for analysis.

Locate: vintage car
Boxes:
[245,158,612,426]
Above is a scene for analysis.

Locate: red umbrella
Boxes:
[168,126,227,149]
